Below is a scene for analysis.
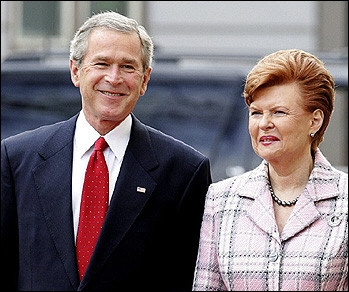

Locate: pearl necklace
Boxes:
[267,180,299,207]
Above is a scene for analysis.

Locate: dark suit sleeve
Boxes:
[170,157,212,291]
[1,140,19,290]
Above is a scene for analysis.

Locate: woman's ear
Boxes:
[310,109,324,134]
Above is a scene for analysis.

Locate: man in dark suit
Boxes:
[1,11,212,291]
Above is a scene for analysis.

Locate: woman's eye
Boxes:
[274,111,286,116]
[250,111,261,116]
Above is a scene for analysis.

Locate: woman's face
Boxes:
[70,28,151,134]
[248,83,316,164]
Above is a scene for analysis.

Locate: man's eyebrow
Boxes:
[91,55,138,64]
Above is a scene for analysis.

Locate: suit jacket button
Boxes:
[328,213,342,227]
[269,251,278,262]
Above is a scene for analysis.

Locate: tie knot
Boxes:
[94,137,108,151]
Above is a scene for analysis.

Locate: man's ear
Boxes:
[140,67,152,96]
[69,60,80,87]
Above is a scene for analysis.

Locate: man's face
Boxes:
[70,28,151,134]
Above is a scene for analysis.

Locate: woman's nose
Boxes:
[259,113,274,129]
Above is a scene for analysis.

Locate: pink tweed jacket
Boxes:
[193,149,348,291]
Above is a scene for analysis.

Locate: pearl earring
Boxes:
[310,133,315,138]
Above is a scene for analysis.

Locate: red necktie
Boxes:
[76,136,109,280]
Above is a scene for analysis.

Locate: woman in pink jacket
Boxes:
[193,49,348,291]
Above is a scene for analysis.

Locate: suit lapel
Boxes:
[80,116,159,286]
[245,181,280,240]
[33,115,80,289]
[28,114,161,289]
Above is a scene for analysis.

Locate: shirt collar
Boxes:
[74,111,131,161]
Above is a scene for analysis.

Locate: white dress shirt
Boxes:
[72,111,131,241]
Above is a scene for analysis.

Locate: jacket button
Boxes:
[269,251,278,262]
[328,213,342,227]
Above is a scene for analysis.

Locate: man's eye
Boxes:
[88,62,109,69]
[121,65,136,72]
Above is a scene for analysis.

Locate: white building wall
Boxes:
[1,1,9,61]
[147,1,317,55]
